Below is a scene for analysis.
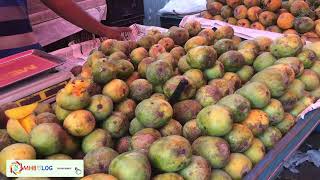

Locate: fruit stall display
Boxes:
[1,21,320,180]
[202,0,320,41]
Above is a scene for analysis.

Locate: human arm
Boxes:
[40,0,131,40]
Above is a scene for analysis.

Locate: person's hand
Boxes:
[102,26,132,40]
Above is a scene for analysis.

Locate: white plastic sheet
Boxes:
[159,0,206,15]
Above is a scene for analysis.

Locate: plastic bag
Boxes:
[159,0,206,15]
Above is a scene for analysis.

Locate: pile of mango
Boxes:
[203,0,320,41]
[1,21,320,180]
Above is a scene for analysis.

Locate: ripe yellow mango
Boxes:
[4,103,38,120]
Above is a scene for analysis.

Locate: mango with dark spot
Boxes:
[129,79,153,102]
[218,94,251,123]
[215,26,234,39]
[221,5,233,19]
[84,147,118,175]
[137,35,157,50]
[146,61,174,85]
[87,95,113,121]
[258,126,282,149]
[294,17,315,34]
[275,113,296,134]
[149,44,166,58]
[196,85,223,107]
[270,34,303,58]
[238,49,256,65]
[178,55,192,73]
[35,112,59,125]
[275,57,304,77]
[82,129,113,154]
[187,46,217,70]
[237,65,254,83]
[170,46,186,62]
[218,50,245,72]
[244,138,265,165]
[114,60,134,80]
[204,61,225,80]
[87,50,105,66]
[179,155,211,180]
[253,52,276,72]
[115,99,136,121]
[56,80,91,111]
[184,69,207,89]
[109,151,151,180]
[214,39,236,56]
[168,26,190,46]
[290,95,316,117]
[238,40,260,54]
[242,109,270,136]
[103,79,129,103]
[91,59,117,85]
[279,79,305,111]
[130,47,149,67]
[173,100,202,124]
[160,119,182,136]
[198,28,216,45]
[225,123,254,152]
[209,79,234,96]
[263,99,284,125]
[224,153,252,180]
[30,123,65,156]
[254,36,272,52]
[251,64,295,97]
[109,51,127,61]
[192,136,230,168]
[64,110,96,137]
[138,57,156,78]
[223,72,242,90]
[183,119,203,142]
[131,128,161,153]
[159,37,175,51]
[297,49,317,68]
[298,69,320,91]
[149,135,192,172]
[135,98,173,128]
[236,82,271,108]
[129,118,144,135]
[102,112,129,138]
[116,136,132,153]
[163,75,197,101]
[184,20,202,37]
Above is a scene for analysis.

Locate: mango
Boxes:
[149,135,192,172]
[192,136,230,168]
[224,153,252,180]
[0,143,36,175]
[179,156,211,180]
